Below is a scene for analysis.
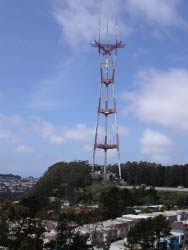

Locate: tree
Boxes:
[20,161,92,216]
[55,214,93,250]
[0,200,44,250]
[121,161,188,188]
[127,216,170,250]
[99,185,122,219]
[18,236,43,250]
[152,215,170,250]
[44,240,56,250]
[98,184,135,219]
[0,211,9,247]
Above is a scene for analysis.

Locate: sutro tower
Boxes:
[92,22,124,179]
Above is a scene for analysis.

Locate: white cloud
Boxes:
[36,119,65,145]
[0,129,11,140]
[38,120,55,139]
[0,114,95,146]
[64,124,95,141]
[52,0,185,49]
[0,114,25,143]
[126,0,185,28]
[16,145,33,153]
[123,68,188,132]
[140,129,174,165]
[36,119,95,144]
[0,113,124,154]
[140,129,173,154]
[0,114,23,126]
[49,135,65,145]
[52,0,131,49]
[0,128,21,143]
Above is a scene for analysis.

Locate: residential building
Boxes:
[170,222,188,248]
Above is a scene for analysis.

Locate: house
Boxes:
[43,230,57,245]
[160,235,179,250]
[80,219,136,245]
[170,222,188,248]
[110,239,126,250]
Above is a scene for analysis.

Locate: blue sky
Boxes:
[0,0,188,176]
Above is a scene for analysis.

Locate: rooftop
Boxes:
[170,222,188,230]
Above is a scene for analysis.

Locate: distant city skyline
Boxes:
[0,0,188,176]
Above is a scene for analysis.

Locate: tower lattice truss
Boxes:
[92,36,124,179]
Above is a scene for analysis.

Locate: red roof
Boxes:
[170,222,188,230]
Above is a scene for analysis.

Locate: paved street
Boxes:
[119,185,188,192]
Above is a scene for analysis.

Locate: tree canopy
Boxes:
[127,215,170,250]
[20,161,91,215]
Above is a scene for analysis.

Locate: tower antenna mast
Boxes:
[91,21,125,180]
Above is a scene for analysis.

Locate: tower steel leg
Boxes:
[93,74,103,171]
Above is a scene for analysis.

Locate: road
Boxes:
[118,185,188,192]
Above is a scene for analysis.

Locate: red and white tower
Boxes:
[92,24,124,179]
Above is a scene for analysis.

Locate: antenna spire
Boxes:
[115,19,118,42]
[98,17,101,42]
